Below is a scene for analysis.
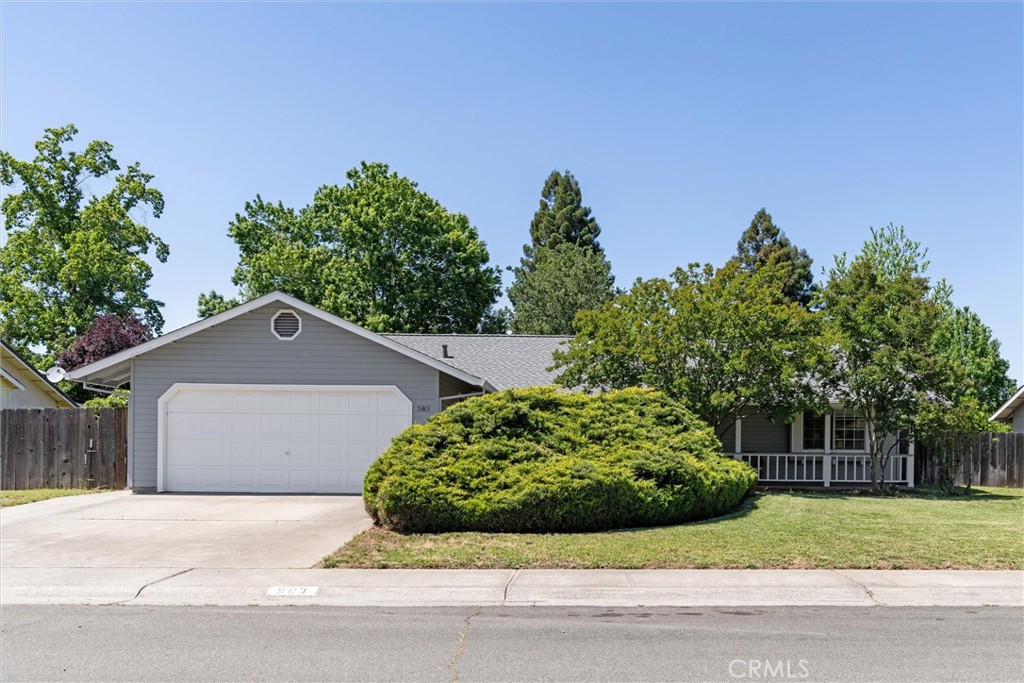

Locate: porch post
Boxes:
[907,439,915,489]
[735,418,742,454]
[823,414,832,487]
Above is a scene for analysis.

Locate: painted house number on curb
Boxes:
[267,586,319,597]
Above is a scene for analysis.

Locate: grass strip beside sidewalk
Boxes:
[0,488,104,507]
[324,487,1023,570]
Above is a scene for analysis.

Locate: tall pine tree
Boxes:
[510,170,612,334]
[732,208,815,307]
[521,170,602,271]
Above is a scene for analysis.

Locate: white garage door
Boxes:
[159,384,412,493]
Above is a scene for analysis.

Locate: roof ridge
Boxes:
[382,333,573,339]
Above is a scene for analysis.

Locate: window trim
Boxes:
[831,408,868,453]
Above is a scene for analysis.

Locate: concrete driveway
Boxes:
[0,491,372,569]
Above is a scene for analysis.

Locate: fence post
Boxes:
[823,454,831,487]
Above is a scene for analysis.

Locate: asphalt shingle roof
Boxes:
[382,334,571,390]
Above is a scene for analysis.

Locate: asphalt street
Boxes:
[1,605,1020,682]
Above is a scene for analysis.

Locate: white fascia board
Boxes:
[990,385,1024,422]
[67,291,490,389]
[0,367,27,391]
[1,345,77,407]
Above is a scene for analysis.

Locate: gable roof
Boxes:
[384,334,570,391]
[990,385,1024,423]
[1,340,78,408]
[67,292,493,391]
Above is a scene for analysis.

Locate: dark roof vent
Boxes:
[442,344,454,359]
[272,310,301,340]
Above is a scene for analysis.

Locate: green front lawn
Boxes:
[0,488,105,507]
[324,487,1024,569]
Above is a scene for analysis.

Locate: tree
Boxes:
[522,170,602,271]
[200,162,502,333]
[553,260,822,438]
[818,225,942,491]
[731,208,815,307]
[0,125,169,363]
[508,243,615,335]
[930,281,1015,414]
[56,314,152,371]
[912,282,1015,495]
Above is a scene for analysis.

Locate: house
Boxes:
[990,385,1024,432]
[67,291,568,493]
[1,340,78,409]
[720,410,914,488]
[66,290,914,493]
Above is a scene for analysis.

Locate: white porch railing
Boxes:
[730,453,913,487]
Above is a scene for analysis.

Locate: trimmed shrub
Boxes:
[364,387,756,533]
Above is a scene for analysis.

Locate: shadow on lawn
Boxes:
[758,486,1021,503]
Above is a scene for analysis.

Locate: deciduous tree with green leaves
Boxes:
[200,162,503,333]
[553,260,822,438]
[731,208,815,307]
[0,125,169,363]
[508,243,615,335]
[818,225,943,491]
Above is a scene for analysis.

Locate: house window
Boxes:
[802,412,825,450]
[832,410,865,451]
[898,430,911,455]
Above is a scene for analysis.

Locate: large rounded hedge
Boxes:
[363,387,757,533]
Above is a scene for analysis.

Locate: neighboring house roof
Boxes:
[384,334,571,391]
[0,340,78,408]
[990,386,1024,423]
[67,292,494,391]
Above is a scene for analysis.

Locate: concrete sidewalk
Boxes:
[2,567,1020,607]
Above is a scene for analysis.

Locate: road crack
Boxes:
[102,568,194,606]
[502,569,519,603]
[831,570,887,607]
[447,609,480,682]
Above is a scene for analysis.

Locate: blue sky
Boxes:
[2,2,1022,382]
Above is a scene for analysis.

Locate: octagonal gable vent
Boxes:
[271,310,301,340]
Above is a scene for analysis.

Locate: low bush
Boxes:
[364,387,756,533]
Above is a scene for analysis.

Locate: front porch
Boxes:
[728,452,915,487]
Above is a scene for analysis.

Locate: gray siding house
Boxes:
[991,386,1024,433]
[68,291,567,493]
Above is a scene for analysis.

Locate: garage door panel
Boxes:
[318,445,344,467]
[230,469,259,489]
[259,442,290,467]
[166,467,201,490]
[287,470,317,491]
[379,415,412,436]
[319,418,346,439]
[163,385,411,493]
[200,468,230,488]
[201,414,232,439]
[201,442,231,467]
[317,471,346,493]
[319,393,348,413]
[348,417,377,439]
[348,394,376,414]
[289,443,318,466]
[289,415,317,437]
[259,416,288,439]
[167,413,202,439]
[259,392,289,412]
[231,415,259,437]
[288,392,317,413]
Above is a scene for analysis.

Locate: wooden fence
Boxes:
[916,431,1023,488]
[0,408,127,490]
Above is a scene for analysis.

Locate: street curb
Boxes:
[3,568,1021,608]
